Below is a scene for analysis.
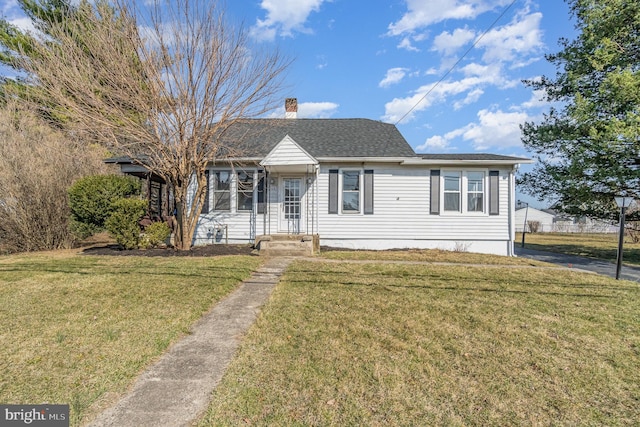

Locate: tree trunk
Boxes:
[171,173,206,251]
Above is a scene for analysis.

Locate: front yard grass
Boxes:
[519,232,640,266]
[0,252,261,426]
[321,247,549,265]
[200,260,640,426]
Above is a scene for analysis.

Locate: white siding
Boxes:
[192,162,517,255]
[193,168,261,245]
[514,207,555,232]
[316,164,513,254]
[261,135,316,166]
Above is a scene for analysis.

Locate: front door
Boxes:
[281,178,303,234]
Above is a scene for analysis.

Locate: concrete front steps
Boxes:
[255,234,320,256]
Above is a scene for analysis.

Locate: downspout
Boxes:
[508,166,517,256]
[262,170,267,237]
[315,164,320,238]
[266,168,271,236]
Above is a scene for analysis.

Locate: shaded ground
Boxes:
[82,244,257,257]
[515,246,640,282]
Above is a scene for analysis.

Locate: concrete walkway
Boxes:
[515,246,640,282]
[88,257,293,427]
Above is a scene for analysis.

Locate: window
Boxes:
[329,169,374,215]
[342,171,360,212]
[443,172,461,212]
[213,171,231,211]
[431,169,496,215]
[237,171,254,211]
[467,172,484,212]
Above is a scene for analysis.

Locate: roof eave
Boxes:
[402,158,533,166]
[315,156,413,163]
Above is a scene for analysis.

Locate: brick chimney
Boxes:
[285,98,297,119]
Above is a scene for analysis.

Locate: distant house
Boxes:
[515,207,555,232]
[108,99,532,256]
[516,206,616,233]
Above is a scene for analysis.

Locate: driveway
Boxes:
[515,246,640,282]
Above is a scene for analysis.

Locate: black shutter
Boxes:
[328,169,338,214]
[489,170,499,215]
[430,170,440,215]
[201,170,210,214]
[364,170,374,214]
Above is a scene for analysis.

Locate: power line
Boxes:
[394,0,518,125]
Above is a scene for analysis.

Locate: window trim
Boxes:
[439,169,489,215]
[328,168,374,216]
[341,170,361,214]
[211,169,231,212]
[236,170,255,212]
[466,171,485,213]
[443,171,461,212]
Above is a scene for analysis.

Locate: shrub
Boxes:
[105,198,147,250]
[527,220,541,233]
[0,102,110,253]
[141,221,171,249]
[68,175,141,231]
[69,219,98,241]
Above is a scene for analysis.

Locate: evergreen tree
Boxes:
[520,0,640,219]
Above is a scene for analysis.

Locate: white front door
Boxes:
[280,178,304,233]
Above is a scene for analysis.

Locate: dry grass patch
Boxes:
[321,247,549,266]
[200,261,640,426]
[0,252,261,426]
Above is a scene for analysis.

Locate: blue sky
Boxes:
[1,0,577,208]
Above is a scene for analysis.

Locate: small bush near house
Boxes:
[141,221,171,249]
[527,220,541,233]
[105,198,147,250]
[68,175,141,237]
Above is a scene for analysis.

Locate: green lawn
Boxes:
[199,259,640,426]
[518,232,640,266]
[0,252,262,426]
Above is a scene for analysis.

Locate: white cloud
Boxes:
[382,67,509,123]
[1,0,36,33]
[8,16,35,33]
[453,88,484,110]
[461,109,528,150]
[397,37,419,52]
[416,135,450,151]
[432,27,475,56]
[520,88,549,109]
[379,67,409,88]
[299,101,339,118]
[476,10,544,64]
[387,0,512,36]
[250,0,327,41]
[422,108,529,152]
[270,101,339,118]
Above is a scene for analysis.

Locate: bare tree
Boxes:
[0,102,110,253]
[16,0,290,250]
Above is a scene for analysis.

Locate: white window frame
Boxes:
[341,169,361,214]
[443,171,461,212]
[467,171,485,213]
[440,170,488,215]
[211,169,231,212]
[236,170,256,212]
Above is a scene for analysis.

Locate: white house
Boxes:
[515,206,617,233]
[109,99,531,256]
[515,207,555,232]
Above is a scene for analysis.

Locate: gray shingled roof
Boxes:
[418,153,529,161]
[225,118,416,158]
